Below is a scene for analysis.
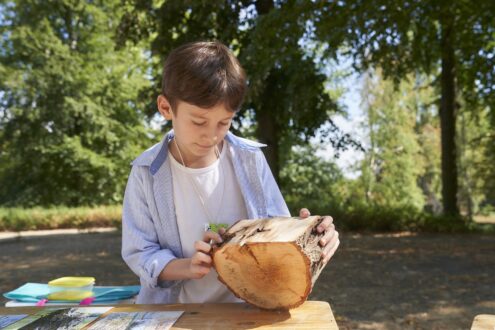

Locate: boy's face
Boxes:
[157,95,234,167]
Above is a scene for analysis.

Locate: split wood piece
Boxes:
[212,216,327,310]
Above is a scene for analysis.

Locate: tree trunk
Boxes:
[257,109,279,182]
[254,0,280,183]
[212,216,326,310]
[440,18,459,216]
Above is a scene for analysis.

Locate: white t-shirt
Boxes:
[168,140,247,303]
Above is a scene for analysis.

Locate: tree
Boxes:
[117,0,353,181]
[279,144,344,215]
[414,75,442,214]
[358,69,424,211]
[315,0,495,216]
[457,103,495,217]
[0,0,150,206]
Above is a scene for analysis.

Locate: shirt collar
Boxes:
[133,130,266,175]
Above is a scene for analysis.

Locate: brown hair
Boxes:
[161,41,247,112]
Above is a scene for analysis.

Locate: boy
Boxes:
[122,41,340,304]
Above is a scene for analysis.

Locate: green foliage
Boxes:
[330,203,479,233]
[2,203,491,234]
[209,223,229,234]
[356,70,425,211]
[0,0,493,235]
[0,206,121,231]
[415,79,442,214]
[314,0,495,216]
[117,1,352,179]
[0,0,151,206]
[280,144,344,216]
[315,0,495,107]
[457,104,495,216]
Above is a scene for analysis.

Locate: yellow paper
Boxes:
[48,290,93,301]
[48,276,95,287]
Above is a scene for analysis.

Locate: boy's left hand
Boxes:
[299,208,340,263]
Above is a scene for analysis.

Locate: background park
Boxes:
[0,1,494,329]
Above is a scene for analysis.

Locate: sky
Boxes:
[314,64,367,179]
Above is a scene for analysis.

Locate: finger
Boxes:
[299,208,311,218]
[190,264,211,278]
[322,230,339,254]
[203,231,223,244]
[324,239,339,264]
[322,232,340,263]
[319,223,335,246]
[317,216,334,233]
[194,240,212,254]
[191,251,212,266]
[218,227,226,235]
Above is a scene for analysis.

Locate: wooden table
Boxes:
[471,314,495,330]
[0,301,338,329]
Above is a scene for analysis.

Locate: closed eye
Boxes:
[192,121,207,126]
[219,121,231,126]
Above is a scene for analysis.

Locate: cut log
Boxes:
[212,216,327,310]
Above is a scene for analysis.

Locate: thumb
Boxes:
[299,208,311,218]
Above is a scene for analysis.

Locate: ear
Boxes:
[157,95,173,120]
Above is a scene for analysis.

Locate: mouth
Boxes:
[197,144,215,149]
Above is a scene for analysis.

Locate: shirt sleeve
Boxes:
[256,150,291,217]
[121,165,180,289]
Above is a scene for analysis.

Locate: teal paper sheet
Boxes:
[3,283,140,303]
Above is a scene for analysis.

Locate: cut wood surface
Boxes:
[470,314,495,330]
[212,216,327,310]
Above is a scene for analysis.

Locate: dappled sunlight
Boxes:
[476,301,495,308]
[373,232,418,238]
[2,229,494,329]
[354,321,389,330]
[4,258,54,270]
[24,245,42,252]
[309,232,495,329]
[369,248,416,255]
[14,264,31,270]
[473,215,495,224]
[431,304,465,315]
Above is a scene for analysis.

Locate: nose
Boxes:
[201,130,219,145]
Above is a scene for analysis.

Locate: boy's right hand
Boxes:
[188,230,224,279]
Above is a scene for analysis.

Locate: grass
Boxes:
[326,205,495,234]
[0,206,122,232]
[1,205,494,234]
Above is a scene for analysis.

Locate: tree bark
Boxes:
[257,109,280,182]
[212,216,327,310]
[440,18,459,216]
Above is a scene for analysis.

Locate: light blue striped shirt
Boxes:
[121,130,290,304]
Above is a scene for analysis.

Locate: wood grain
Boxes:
[0,301,338,329]
[213,216,326,310]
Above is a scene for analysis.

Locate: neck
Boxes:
[170,140,223,169]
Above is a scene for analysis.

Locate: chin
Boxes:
[195,144,214,151]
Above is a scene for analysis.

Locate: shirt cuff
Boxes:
[142,249,181,289]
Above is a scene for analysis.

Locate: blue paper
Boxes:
[3,283,140,303]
